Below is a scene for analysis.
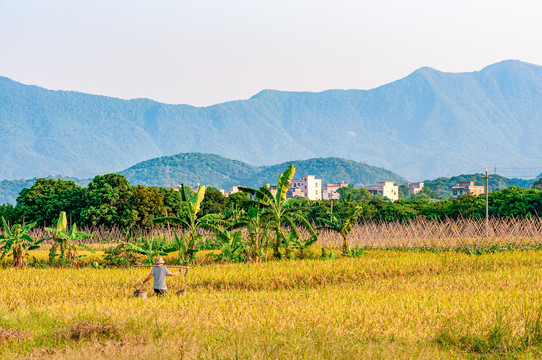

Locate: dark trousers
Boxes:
[154,288,167,296]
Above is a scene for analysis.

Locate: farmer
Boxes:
[141,257,183,296]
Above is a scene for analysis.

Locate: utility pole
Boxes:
[485,168,489,237]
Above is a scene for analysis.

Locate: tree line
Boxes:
[1,173,542,229]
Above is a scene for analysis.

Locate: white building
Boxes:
[288,175,322,200]
[322,182,349,200]
[362,181,399,201]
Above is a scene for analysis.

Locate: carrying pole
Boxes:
[134,264,189,278]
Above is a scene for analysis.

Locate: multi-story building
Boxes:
[404,182,424,194]
[362,181,399,201]
[449,181,484,198]
[268,185,278,198]
[223,186,241,196]
[322,182,349,200]
[288,175,322,200]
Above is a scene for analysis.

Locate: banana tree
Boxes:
[45,211,94,265]
[239,165,317,259]
[288,227,319,258]
[208,226,248,263]
[153,184,225,249]
[163,231,200,265]
[227,206,269,262]
[124,236,171,265]
[0,217,45,267]
[317,205,365,254]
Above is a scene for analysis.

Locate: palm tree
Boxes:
[0,217,45,268]
[317,206,365,254]
[239,165,317,259]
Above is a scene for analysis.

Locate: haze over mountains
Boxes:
[1,60,541,181]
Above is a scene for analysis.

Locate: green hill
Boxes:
[245,157,406,188]
[119,153,260,188]
[0,153,406,204]
[119,153,406,189]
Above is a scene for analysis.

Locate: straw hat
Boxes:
[155,257,165,265]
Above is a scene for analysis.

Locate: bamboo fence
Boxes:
[4,216,542,250]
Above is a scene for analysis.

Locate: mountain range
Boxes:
[1,60,542,180]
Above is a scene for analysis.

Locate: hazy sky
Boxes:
[1,0,541,106]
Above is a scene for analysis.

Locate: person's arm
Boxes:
[168,269,184,277]
[141,273,153,286]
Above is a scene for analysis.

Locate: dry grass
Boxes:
[2,250,542,359]
[0,327,31,343]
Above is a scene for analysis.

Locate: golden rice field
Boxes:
[2,250,542,359]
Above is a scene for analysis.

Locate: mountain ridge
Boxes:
[1,60,542,180]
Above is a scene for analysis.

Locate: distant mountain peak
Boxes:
[478,59,542,76]
[411,66,441,75]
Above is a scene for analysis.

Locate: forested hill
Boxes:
[118,153,260,188]
[119,153,406,188]
[247,157,406,188]
[2,60,542,180]
[0,153,405,204]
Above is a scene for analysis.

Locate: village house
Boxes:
[362,181,399,201]
[322,182,349,200]
[404,182,424,194]
[449,181,484,198]
[288,175,322,200]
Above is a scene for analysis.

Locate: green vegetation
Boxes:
[45,211,93,266]
[532,177,542,190]
[0,176,89,207]
[317,205,365,254]
[240,164,317,258]
[0,217,43,267]
[119,153,260,189]
[1,154,537,209]
[1,172,542,230]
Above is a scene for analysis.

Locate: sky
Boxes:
[1,0,541,107]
